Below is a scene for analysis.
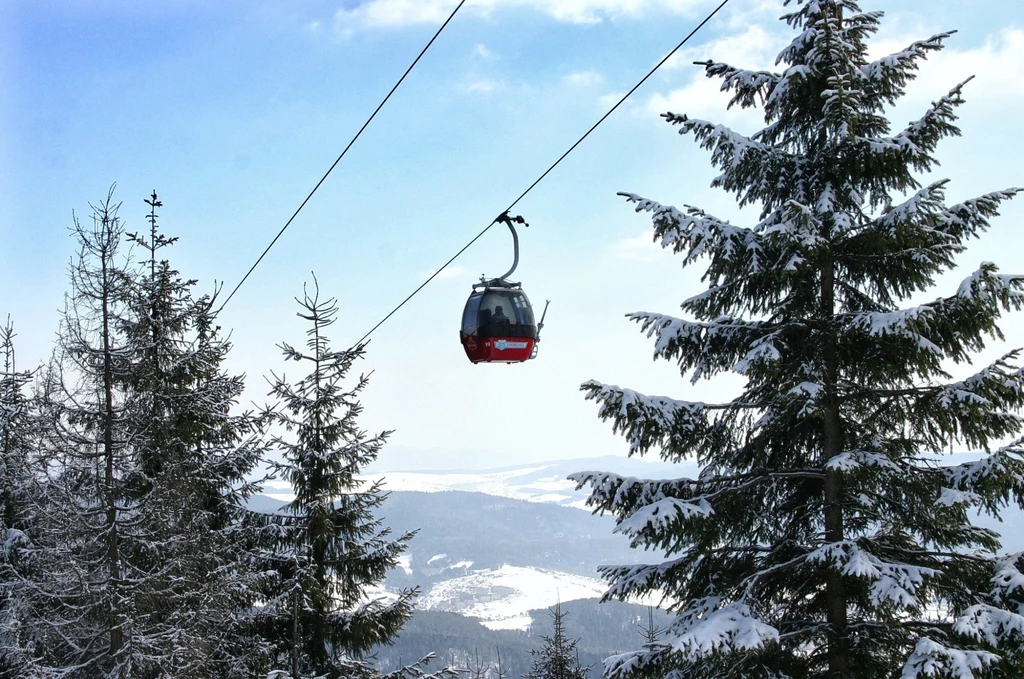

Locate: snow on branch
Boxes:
[699,60,781,110]
[873,181,951,233]
[759,200,825,247]
[614,496,714,539]
[935,487,982,508]
[934,354,1024,411]
[861,79,973,172]
[618,193,763,265]
[990,553,1024,626]
[845,305,942,355]
[665,116,778,170]
[954,604,1024,646]
[764,64,812,112]
[380,655,459,679]
[626,311,769,382]
[842,266,1024,384]
[862,185,1024,270]
[955,263,1024,305]
[668,597,778,657]
[586,380,700,431]
[861,32,952,81]
[824,449,902,473]
[901,637,997,679]
[776,20,817,63]
[941,444,1024,514]
[939,188,1023,241]
[859,32,955,105]
[579,380,730,458]
[661,114,799,207]
[568,469,701,519]
[806,541,937,607]
[603,648,653,679]
[595,556,693,603]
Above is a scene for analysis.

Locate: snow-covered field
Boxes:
[417,564,607,630]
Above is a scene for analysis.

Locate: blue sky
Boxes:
[3,0,1023,470]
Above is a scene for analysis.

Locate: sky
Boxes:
[3,0,1023,472]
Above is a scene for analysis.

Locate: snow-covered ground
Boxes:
[417,565,607,631]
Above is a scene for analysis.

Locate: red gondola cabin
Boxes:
[460,285,537,363]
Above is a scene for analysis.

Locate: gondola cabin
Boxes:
[460,285,537,363]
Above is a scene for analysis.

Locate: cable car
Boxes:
[460,212,548,364]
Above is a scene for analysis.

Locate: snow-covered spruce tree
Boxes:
[257,280,421,679]
[523,603,589,679]
[115,191,269,676]
[0,318,43,673]
[31,188,268,676]
[32,189,140,675]
[571,3,1024,679]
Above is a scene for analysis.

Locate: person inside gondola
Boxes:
[491,305,510,325]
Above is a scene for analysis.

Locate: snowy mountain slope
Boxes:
[418,564,607,630]
[356,455,1024,552]
[252,454,1024,630]
[374,490,648,582]
[246,488,644,625]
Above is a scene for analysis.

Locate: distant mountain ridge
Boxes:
[374,490,647,582]
[274,455,698,509]
[264,455,696,509]
[251,453,1023,635]
[359,454,1024,552]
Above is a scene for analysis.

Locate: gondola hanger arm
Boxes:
[487,211,529,284]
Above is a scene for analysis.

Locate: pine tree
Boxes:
[522,603,588,679]
[571,2,1024,678]
[636,608,663,652]
[257,279,418,679]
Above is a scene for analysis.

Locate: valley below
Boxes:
[253,453,1024,678]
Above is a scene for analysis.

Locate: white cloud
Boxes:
[599,90,625,109]
[563,69,603,86]
[332,0,708,32]
[457,78,499,93]
[662,22,780,72]
[474,43,494,58]
[521,0,648,25]
[334,0,454,33]
[614,230,665,261]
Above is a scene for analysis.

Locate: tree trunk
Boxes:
[100,240,124,658]
[820,253,849,679]
[292,592,300,679]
